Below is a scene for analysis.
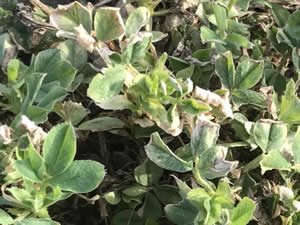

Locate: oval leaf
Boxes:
[50,160,105,193]
[125,7,150,37]
[43,123,76,176]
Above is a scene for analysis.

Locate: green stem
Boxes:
[220,141,251,148]
[243,154,264,173]
[193,157,215,195]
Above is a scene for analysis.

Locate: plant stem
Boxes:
[193,157,215,195]
[220,141,251,148]
[243,154,264,173]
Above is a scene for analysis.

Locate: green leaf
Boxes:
[14,160,41,182]
[200,26,226,44]
[96,95,134,110]
[231,89,267,108]
[16,218,59,225]
[87,65,127,102]
[235,58,264,89]
[0,209,13,225]
[122,184,148,197]
[94,7,125,42]
[260,150,291,174]
[43,123,76,176]
[226,32,250,48]
[125,7,150,37]
[213,4,227,38]
[57,40,88,69]
[253,120,287,153]
[50,160,105,193]
[134,160,163,186]
[49,2,92,33]
[138,193,162,220]
[180,99,211,115]
[236,0,250,10]
[21,72,46,114]
[33,49,77,88]
[287,11,300,40]
[292,127,300,165]
[112,210,144,225]
[145,132,193,172]
[279,80,300,123]
[271,3,291,27]
[215,51,235,89]
[292,48,300,72]
[104,191,121,205]
[165,199,198,225]
[78,117,125,132]
[230,197,255,225]
[55,101,88,126]
[191,119,219,157]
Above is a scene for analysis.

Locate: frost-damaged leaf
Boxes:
[50,2,92,34]
[145,132,193,172]
[55,101,88,126]
[0,33,15,69]
[96,95,134,110]
[197,146,238,179]
[33,49,77,88]
[230,197,256,225]
[235,58,264,89]
[191,118,219,157]
[78,117,125,132]
[43,123,76,176]
[260,150,291,174]
[125,7,150,37]
[0,208,13,225]
[50,160,105,193]
[94,7,125,42]
[253,120,287,153]
[165,199,198,225]
[215,52,235,89]
[87,65,127,102]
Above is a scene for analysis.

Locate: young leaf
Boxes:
[215,51,235,89]
[43,123,76,176]
[49,2,92,33]
[0,209,13,225]
[87,65,127,102]
[145,132,193,172]
[50,160,105,193]
[94,7,125,42]
[7,59,20,82]
[125,7,150,37]
[230,197,256,225]
[235,58,264,89]
[191,118,220,157]
[179,99,211,115]
[253,120,287,153]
